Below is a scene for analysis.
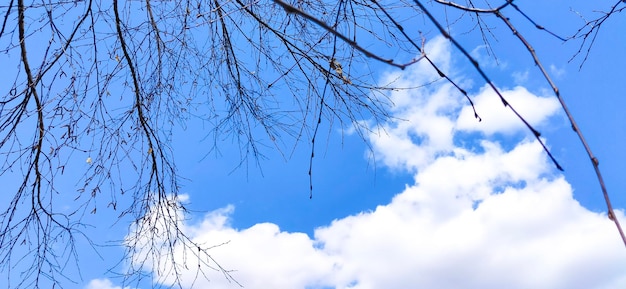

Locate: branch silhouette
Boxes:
[1,1,624,287]
[496,9,626,247]
[273,0,625,248]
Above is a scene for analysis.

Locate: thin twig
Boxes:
[371,0,481,121]
[412,0,563,171]
[507,2,567,41]
[273,0,418,69]
[434,0,510,13]
[496,11,626,247]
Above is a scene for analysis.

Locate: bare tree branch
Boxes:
[1,1,624,288]
[568,0,626,67]
[496,9,626,247]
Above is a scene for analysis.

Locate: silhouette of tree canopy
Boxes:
[0,0,624,288]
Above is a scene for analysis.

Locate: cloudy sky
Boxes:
[86,11,626,288]
[2,1,626,289]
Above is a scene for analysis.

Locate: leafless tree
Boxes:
[0,0,624,288]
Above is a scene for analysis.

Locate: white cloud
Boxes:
[550,64,566,79]
[85,279,132,289]
[512,70,530,84]
[456,85,561,135]
[470,45,507,69]
[129,37,626,289]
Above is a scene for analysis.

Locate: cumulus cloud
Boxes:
[85,278,133,289]
[130,37,626,289]
[456,85,560,135]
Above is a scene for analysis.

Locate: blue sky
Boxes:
[1,1,626,289]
